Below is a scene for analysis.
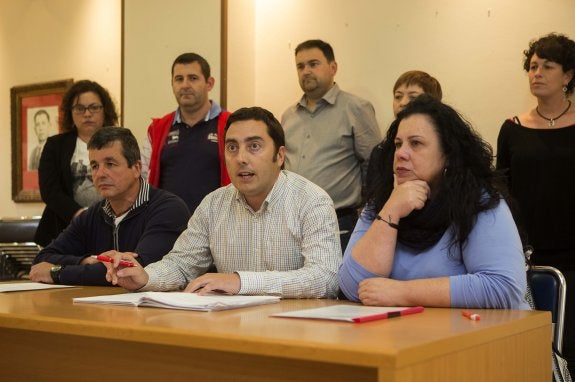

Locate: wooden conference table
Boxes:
[0,286,550,382]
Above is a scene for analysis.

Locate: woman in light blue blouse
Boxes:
[339,95,529,309]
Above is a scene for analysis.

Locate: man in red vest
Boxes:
[142,53,230,214]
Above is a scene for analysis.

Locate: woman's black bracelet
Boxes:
[375,214,399,229]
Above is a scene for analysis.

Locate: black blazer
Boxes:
[34,132,83,247]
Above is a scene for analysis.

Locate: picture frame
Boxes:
[10,79,73,202]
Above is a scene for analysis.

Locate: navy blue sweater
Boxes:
[34,186,190,285]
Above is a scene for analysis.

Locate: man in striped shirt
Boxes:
[105,107,342,298]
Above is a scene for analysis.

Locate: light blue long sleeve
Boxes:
[338,200,530,309]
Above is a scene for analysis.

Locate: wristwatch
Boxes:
[50,265,65,284]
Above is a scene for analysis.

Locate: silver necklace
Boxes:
[536,100,572,127]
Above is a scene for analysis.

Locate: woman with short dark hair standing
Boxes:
[497,33,575,372]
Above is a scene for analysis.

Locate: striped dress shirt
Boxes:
[143,170,342,298]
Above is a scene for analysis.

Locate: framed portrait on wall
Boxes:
[10,79,73,202]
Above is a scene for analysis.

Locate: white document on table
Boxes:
[0,282,77,293]
[73,292,280,311]
[272,305,424,323]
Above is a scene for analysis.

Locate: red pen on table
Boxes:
[462,310,480,321]
[92,254,135,267]
[352,306,425,323]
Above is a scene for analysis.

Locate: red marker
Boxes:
[352,306,424,323]
[92,254,135,267]
[462,310,480,321]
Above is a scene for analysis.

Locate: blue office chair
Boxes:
[524,244,571,381]
[527,264,571,382]
[527,264,567,352]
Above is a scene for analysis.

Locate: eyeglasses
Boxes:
[72,104,104,114]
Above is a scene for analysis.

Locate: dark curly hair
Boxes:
[523,33,575,96]
[60,80,118,133]
[366,95,508,251]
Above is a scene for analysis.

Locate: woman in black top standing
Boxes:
[34,80,118,247]
[496,33,575,372]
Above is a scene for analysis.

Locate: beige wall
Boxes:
[0,0,121,218]
[227,0,256,110]
[236,0,575,148]
[123,0,221,145]
[0,0,221,218]
[3,0,575,219]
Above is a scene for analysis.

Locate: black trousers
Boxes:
[337,209,358,253]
